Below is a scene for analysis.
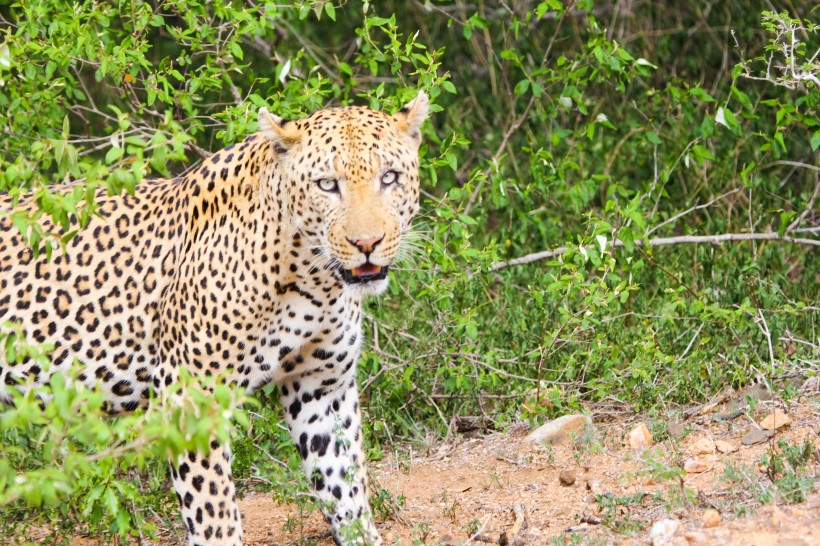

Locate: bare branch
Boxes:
[485,230,820,273]
[764,160,820,173]
[646,187,742,237]
[786,179,820,235]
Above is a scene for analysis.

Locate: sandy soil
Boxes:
[13,391,820,546]
[235,394,819,546]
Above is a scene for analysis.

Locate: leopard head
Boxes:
[258,92,428,295]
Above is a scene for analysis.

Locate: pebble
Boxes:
[691,437,713,454]
[684,458,710,473]
[668,422,685,438]
[701,508,721,527]
[648,518,681,546]
[628,422,654,449]
[559,469,576,486]
[741,428,775,446]
[760,411,792,430]
[684,531,708,543]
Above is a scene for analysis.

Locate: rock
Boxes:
[628,422,654,449]
[559,469,576,486]
[648,518,681,546]
[684,458,710,473]
[701,509,720,528]
[741,428,775,446]
[586,480,603,496]
[714,440,738,453]
[668,422,685,439]
[744,383,773,402]
[691,437,713,454]
[684,531,708,543]
[526,414,593,444]
[760,411,792,430]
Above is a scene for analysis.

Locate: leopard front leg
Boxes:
[171,442,243,546]
[279,359,381,545]
[154,360,243,545]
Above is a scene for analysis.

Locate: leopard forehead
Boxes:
[288,106,414,163]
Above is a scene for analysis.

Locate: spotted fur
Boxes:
[0,92,429,546]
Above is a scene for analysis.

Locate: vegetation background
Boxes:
[0,0,817,542]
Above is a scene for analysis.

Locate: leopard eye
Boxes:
[316,178,338,192]
[381,170,399,187]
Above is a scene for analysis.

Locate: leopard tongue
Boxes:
[352,264,382,276]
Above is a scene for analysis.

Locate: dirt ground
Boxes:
[234,389,819,546]
[15,388,820,546]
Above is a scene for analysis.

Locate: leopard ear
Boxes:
[394,91,429,143]
[258,107,302,151]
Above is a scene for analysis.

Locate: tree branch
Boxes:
[786,179,820,235]
[485,229,820,273]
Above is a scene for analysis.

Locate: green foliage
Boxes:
[759,437,817,504]
[1,321,246,540]
[0,0,818,542]
[369,483,406,523]
[723,436,817,508]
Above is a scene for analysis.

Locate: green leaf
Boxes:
[324,2,336,21]
[514,79,530,95]
[773,131,786,152]
[730,86,753,111]
[778,211,795,237]
[811,131,820,152]
[690,87,715,103]
[105,146,123,165]
[230,42,243,61]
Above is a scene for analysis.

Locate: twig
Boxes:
[675,323,705,363]
[464,5,570,216]
[785,179,820,235]
[765,160,820,173]
[484,231,820,273]
[646,188,742,237]
[463,515,493,546]
[757,308,776,370]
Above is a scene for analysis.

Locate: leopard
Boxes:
[0,91,429,546]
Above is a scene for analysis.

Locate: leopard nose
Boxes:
[346,235,384,255]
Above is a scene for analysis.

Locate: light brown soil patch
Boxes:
[12,398,820,545]
[240,400,819,546]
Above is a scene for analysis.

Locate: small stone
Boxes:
[760,411,792,430]
[743,384,773,402]
[648,518,681,546]
[684,458,710,473]
[684,531,708,543]
[628,422,654,449]
[701,509,720,528]
[668,422,685,439]
[742,428,775,446]
[586,480,603,495]
[691,437,713,454]
[559,469,576,486]
[714,440,738,454]
[526,414,593,444]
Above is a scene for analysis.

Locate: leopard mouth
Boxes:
[341,263,389,284]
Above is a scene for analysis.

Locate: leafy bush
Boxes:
[0,0,817,541]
